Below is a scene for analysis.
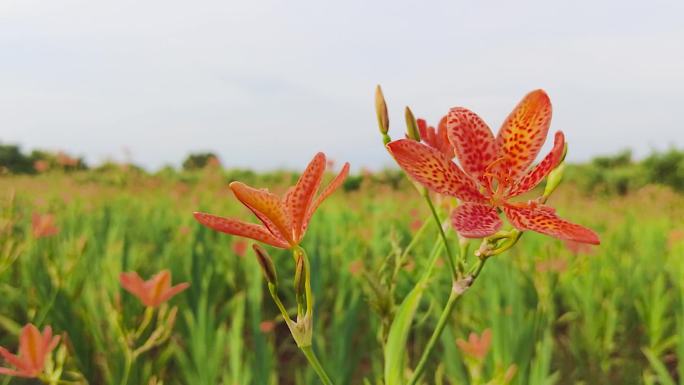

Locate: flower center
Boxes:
[482,158,511,207]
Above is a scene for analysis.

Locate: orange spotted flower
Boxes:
[194,152,349,249]
[388,90,599,244]
[0,324,60,378]
[120,270,190,308]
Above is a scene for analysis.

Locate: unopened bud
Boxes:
[543,163,565,200]
[252,244,278,286]
[293,253,305,299]
[405,106,420,141]
[375,85,390,136]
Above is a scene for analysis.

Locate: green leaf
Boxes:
[642,347,676,385]
[384,279,427,385]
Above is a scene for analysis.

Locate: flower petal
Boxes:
[120,272,148,305]
[495,90,553,180]
[147,270,172,306]
[446,107,497,181]
[504,203,600,245]
[508,131,565,197]
[158,282,191,304]
[418,117,454,158]
[0,366,33,377]
[46,336,60,356]
[229,182,293,244]
[451,203,502,238]
[300,162,350,240]
[19,324,43,370]
[387,139,486,202]
[193,212,290,248]
[284,153,326,242]
[0,347,27,373]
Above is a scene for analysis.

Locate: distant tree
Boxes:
[182,152,221,171]
[0,144,34,174]
[643,148,684,192]
[592,149,633,168]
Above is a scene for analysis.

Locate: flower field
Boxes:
[1,163,683,384]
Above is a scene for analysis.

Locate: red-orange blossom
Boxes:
[194,152,349,248]
[0,324,60,378]
[388,90,599,244]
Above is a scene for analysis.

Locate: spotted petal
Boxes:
[285,152,326,242]
[451,202,502,238]
[418,117,453,158]
[230,182,293,244]
[301,162,350,241]
[508,131,565,197]
[387,139,485,203]
[193,212,290,248]
[446,107,497,181]
[504,202,600,245]
[495,90,553,180]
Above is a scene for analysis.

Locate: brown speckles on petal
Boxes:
[387,139,485,203]
[193,212,290,248]
[495,89,552,180]
[446,107,497,182]
[503,202,600,245]
[285,152,326,242]
[451,202,502,238]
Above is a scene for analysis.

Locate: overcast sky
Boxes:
[1,0,683,171]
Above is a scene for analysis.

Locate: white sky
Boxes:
[1,0,683,171]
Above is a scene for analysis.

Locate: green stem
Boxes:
[406,289,461,385]
[132,306,154,340]
[267,284,293,324]
[471,258,488,279]
[119,351,132,385]
[301,345,335,385]
[422,190,460,279]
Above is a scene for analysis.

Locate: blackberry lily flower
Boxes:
[194,152,349,248]
[0,324,60,378]
[120,270,190,308]
[387,90,599,244]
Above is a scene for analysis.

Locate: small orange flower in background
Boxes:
[232,239,248,257]
[56,152,78,168]
[348,259,364,277]
[0,324,60,378]
[178,225,191,236]
[535,257,568,273]
[388,90,599,245]
[194,152,349,249]
[32,213,59,239]
[456,328,492,361]
[564,240,596,255]
[120,270,190,308]
[259,320,276,333]
[33,160,50,173]
[668,229,684,249]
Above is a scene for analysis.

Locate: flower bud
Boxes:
[543,163,565,200]
[375,85,390,135]
[252,244,278,286]
[293,252,305,300]
[405,106,420,141]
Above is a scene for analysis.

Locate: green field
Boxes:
[0,164,683,385]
